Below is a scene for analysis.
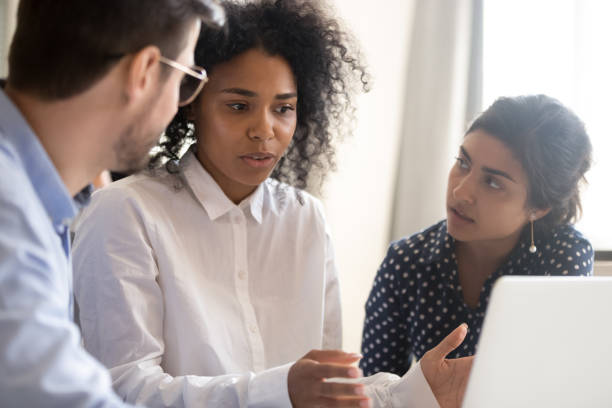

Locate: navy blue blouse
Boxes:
[360,220,593,376]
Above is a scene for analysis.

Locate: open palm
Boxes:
[420,324,475,408]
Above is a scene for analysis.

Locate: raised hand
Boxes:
[420,324,474,408]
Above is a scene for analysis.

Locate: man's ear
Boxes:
[124,46,162,105]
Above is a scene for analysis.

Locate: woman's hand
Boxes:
[288,350,370,408]
[421,324,475,408]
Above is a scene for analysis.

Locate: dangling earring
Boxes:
[529,214,537,254]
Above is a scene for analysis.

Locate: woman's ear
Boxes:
[530,207,551,221]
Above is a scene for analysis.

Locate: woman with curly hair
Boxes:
[72,1,471,407]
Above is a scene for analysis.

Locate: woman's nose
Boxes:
[452,174,476,204]
[247,110,275,141]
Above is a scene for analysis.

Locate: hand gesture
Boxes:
[420,324,474,408]
[288,349,370,408]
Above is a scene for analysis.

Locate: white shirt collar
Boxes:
[181,151,266,224]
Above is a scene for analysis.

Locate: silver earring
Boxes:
[529,214,537,253]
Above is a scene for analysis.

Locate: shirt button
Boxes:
[233,216,241,224]
[238,270,246,280]
[249,324,257,334]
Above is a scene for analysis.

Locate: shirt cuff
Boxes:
[390,361,440,408]
[247,362,293,408]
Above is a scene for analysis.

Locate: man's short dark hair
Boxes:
[8,0,224,100]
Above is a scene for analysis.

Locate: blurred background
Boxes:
[2,0,612,352]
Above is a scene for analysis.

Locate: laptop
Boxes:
[462,276,612,408]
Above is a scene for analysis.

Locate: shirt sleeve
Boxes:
[332,362,439,408]
[387,361,439,408]
[72,186,292,408]
[0,173,131,407]
[360,242,412,376]
[539,227,594,276]
[561,229,594,276]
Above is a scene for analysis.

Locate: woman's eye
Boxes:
[228,103,247,111]
[455,157,469,169]
[275,105,295,114]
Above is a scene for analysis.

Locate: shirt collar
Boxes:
[244,181,264,223]
[181,150,265,224]
[74,184,94,210]
[440,220,535,294]
[425,220,453,264]
[414,221,456,289]
[0,90,82,228]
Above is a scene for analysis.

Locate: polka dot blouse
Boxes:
[360,220,593,376]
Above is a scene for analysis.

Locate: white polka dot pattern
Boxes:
[360,220,593,376]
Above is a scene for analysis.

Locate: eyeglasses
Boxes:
[159,56,208,106]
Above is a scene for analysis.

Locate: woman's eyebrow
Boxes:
[276,92,298,100]
[460,146,472,163]
[221,88,257,97]
[482,166,517,183]
[461,145,517,183]
[220,89,297,100]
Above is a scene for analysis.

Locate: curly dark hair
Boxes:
[149,0,369,191]
[466,94,592,232]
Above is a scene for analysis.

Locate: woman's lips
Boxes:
[239,153,276,169]
[449,207,475,223]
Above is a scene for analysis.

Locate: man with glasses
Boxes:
[0,1,223,406]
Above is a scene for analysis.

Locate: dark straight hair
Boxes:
[466,94,592,231]
[8,0,225,100]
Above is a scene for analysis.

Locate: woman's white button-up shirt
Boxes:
[72,151,436,408]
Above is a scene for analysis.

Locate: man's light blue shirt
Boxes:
[0,89,133,407]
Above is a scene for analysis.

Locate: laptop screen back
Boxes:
[462,276,612,408]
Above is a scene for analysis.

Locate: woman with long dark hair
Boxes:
[362,95,593,378]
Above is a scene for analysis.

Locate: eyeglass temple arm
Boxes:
[159,56,206,80]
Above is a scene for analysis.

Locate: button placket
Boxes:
[231,210,265,372]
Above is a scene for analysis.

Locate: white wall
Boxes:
[322,0,416,353]
[594,262,612,277]
[0,0,17,77]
